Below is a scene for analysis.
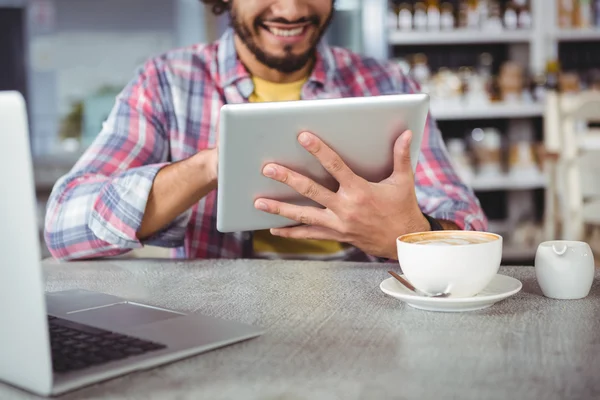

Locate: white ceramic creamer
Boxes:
[535,241,595,299]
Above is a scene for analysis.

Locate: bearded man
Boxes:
[44,0,487,262]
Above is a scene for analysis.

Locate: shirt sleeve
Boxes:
[388,64,488,232]
[44,59,192,261]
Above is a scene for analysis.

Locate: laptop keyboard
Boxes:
[48,316,167,374]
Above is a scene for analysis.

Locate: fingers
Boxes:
[270,225,345,242]
[298,132,357,185]
[254,199,336,229]
[390,130,414,180]
[262,163,334,207]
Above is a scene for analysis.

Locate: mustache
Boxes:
[256,15,320,26]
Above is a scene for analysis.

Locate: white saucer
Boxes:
[380,274,522,312]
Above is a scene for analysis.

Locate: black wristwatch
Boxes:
[423,213,444,231]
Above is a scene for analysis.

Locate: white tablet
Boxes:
[216,93,430,233]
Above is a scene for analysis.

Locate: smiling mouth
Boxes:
[260,20,314,39]
[267,26,306,37]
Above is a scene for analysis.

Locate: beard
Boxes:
[229,3,334,74]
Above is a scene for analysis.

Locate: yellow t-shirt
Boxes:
[249,76,347,259]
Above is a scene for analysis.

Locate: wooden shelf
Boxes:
[389,29,532,45]
[431,101,544,120]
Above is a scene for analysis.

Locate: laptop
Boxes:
[216,93,429,232]
[0,91,264,397]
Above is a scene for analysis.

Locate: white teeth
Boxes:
[268,27,304,37]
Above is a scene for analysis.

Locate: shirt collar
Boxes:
[216,28,335,97]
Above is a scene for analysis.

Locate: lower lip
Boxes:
[262,25,310,45]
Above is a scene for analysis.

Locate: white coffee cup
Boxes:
[396,230,503,298]
[535,240,595,299]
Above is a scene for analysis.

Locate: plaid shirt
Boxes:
[44,28,487,262]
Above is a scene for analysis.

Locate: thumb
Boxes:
[390,130,413,179]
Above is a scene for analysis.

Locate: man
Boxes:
[44,0,487,262]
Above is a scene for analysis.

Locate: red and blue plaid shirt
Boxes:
[44,28,487,261]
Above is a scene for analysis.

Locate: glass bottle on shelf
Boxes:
[477,52,494,102]
[440,2,455,30]
[466,0,480,29]
[426,0,441,30]
[458,0,469,28]
[398,3,413,31]
[484,0,504,31]
[513,0,532,29]
[458,66,472,98]
[518,5,532,29]
[498,61,524,102]
[489,76,502,102]
[557,0,574,29]
[414,1,428,30]
[504,1,519,30]
[411,53,431,94]
[574,0,593,28]
[478,0,490,27]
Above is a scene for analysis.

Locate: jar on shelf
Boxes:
[411,53,431,93]
[440,2,455,30]
[398,3,413,31]
[482,0,503,31]
[498,61,524,102]
[559,72,581,93]
[469,127,503,178]
[426,0,441,30]
[557,0,574,28]
[414,1,428,30]
[508,140,543,180]
[503,1,519,30]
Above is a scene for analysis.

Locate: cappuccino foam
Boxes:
[400,232,497,246]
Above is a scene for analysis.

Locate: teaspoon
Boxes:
[388,270,450,298]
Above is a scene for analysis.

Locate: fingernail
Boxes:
[256,201,268,211]
[298,132,311,145]
[263,166,276,177]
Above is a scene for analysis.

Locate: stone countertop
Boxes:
[3,259,600,400]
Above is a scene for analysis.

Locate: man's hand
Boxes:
[253,130,431,259]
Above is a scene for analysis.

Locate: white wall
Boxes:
[22,0,184,155]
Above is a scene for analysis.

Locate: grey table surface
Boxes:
[2,259,600,400]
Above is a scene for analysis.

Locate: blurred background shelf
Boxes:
[502,244,538,261]
[469,174,547,191]
[487,220,540,262]
[552,28,600,41]
[431,101,544,120]
[4,0,599,264]
[388,29,533,45]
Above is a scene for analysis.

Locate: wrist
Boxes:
[422,213,444,231]
[190,148,218,190]
[412,211,432,233]
[384,212,430,260]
